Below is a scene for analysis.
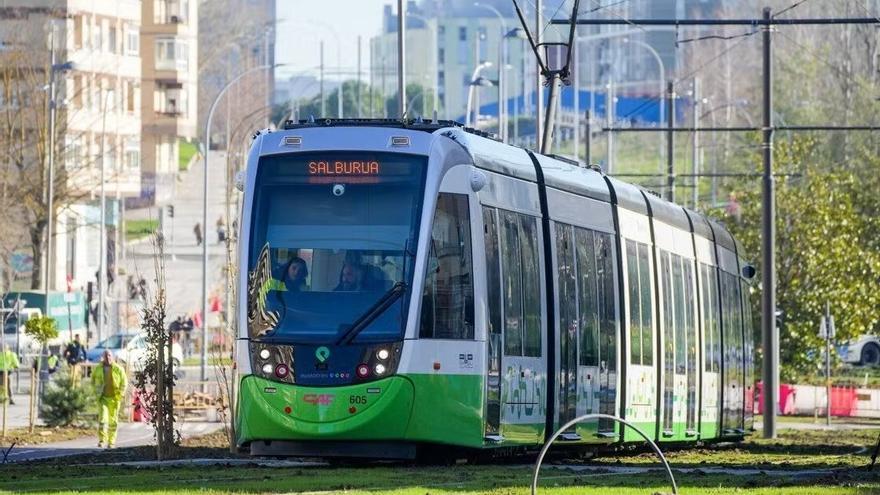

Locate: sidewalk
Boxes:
[3,421,221,463]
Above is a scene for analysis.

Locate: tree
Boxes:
[712,137,880,381]
[292,80,387,121]
[23,314,58,432]
[39,365,92,427]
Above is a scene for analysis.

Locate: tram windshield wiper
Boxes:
[335,281,407,345]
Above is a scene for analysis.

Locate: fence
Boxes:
[756,382,880,419]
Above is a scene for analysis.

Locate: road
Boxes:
[3,422,221,463]
[121,151,231,328]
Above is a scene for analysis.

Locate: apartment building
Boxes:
[140,0,198,205]
[0,1,143,291]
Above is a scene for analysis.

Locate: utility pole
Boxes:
[821,301,835,427]
[319,41,325,117]
[760,6,778,439]
[397,0,406,119]
[666,80,675,203]
[585,109,591,165]
[535,0,543,150]
[606,81,614,171]
[692,77,700,209]
[45,22,57,316]
[357,36,362,118]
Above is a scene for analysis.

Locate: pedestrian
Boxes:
[137,277,148,300]
[216,216,226,244]
[64,333,86,382]
[0,344,19,405]
[193,222,203,246]
[91,349,127,449]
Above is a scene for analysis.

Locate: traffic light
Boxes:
[168,205,175,218]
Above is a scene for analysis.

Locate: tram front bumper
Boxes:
[236,375,415,447]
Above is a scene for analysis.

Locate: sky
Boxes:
[275,0,387,80]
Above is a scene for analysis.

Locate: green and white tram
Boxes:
[234,119,755,458]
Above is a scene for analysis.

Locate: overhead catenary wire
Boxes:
[773,0,812,18]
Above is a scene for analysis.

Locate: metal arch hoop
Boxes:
[531,413,678,495]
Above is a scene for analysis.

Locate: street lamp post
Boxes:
[466,62,493,126]
[474,3,508,141]
[202,63,277,383]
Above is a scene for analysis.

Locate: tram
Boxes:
[234,119,755,459]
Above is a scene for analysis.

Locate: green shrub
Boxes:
[39,366,94,427]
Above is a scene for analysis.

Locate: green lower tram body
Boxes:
[236,373,736,455]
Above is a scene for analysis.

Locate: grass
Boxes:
[179,139,199,172]
[125,219,159,242]
[2,426,878,494]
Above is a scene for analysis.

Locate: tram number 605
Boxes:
[350,395,367,405]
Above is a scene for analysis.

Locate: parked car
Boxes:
[839,335,880,367]
[87,332,183,369]
[0,308,49,354]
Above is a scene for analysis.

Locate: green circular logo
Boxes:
[315,346,330,363]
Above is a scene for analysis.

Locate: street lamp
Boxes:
[465,61,493,127]
[201,63,282,383]
[474,2,508,141]
[43,21,74,318]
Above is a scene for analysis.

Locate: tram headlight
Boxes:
[374,363,387,375]
[261,363,274,374]
[376,348,390,361]
[259,349,271,360]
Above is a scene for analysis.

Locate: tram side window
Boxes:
[575,227,599,367]
[596,233,617,372]
[700,264,714,372]
[626,240,642,364]
[556,224,578,361]
[672,254,686,375]
[419,193,474,339]
[483,207,502,338]
[626,240,653,366]
[520,215,542,357]
[501,211,524,355]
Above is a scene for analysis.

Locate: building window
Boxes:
[458,26,467,41]
[93,20,103,52]
[125,138,140,170]
[438,47,445,65]
[155,38,188,71]
[420,193,474,339]
[108,26,117,54]
[125,27,139,56]
[154,83,187,115]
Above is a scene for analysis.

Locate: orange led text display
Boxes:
[308,160,380,176]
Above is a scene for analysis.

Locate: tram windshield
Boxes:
[247,151,426,344]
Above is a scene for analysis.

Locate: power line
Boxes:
[773,0,812,19]
[579,0,629,16]
[676,29,759,44]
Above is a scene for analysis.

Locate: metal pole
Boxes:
[573,38,580,160]
[319,41,325,117]
[585,109,591,165]
[397,0,406,119]
[369,41,374,118]
[357,36,362,118]
[203,64,273,383]
[666,80,675,202]
[606,80,614,172]
[692,77,700,209]
[45,23,56,314]
[761,6,777,440]
[98,86,109,346]
[499,37,506,142]
[825,301,831,426]
[541,74,560,154]
[535,0,544,150]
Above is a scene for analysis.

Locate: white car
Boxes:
[88,332,183,370]
[839,335,880,367]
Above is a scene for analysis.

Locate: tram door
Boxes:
[483,208,502,438]
[660,252,698,439]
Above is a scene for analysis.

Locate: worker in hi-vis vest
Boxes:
[91,349,127,448]
[0,344,19,405]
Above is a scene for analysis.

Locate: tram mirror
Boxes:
[742,264,756,279]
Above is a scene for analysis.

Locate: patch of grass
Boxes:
[179,139,199,172]
[2,425,92,446]
[125,219,159,242]
[1,462,878,494]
